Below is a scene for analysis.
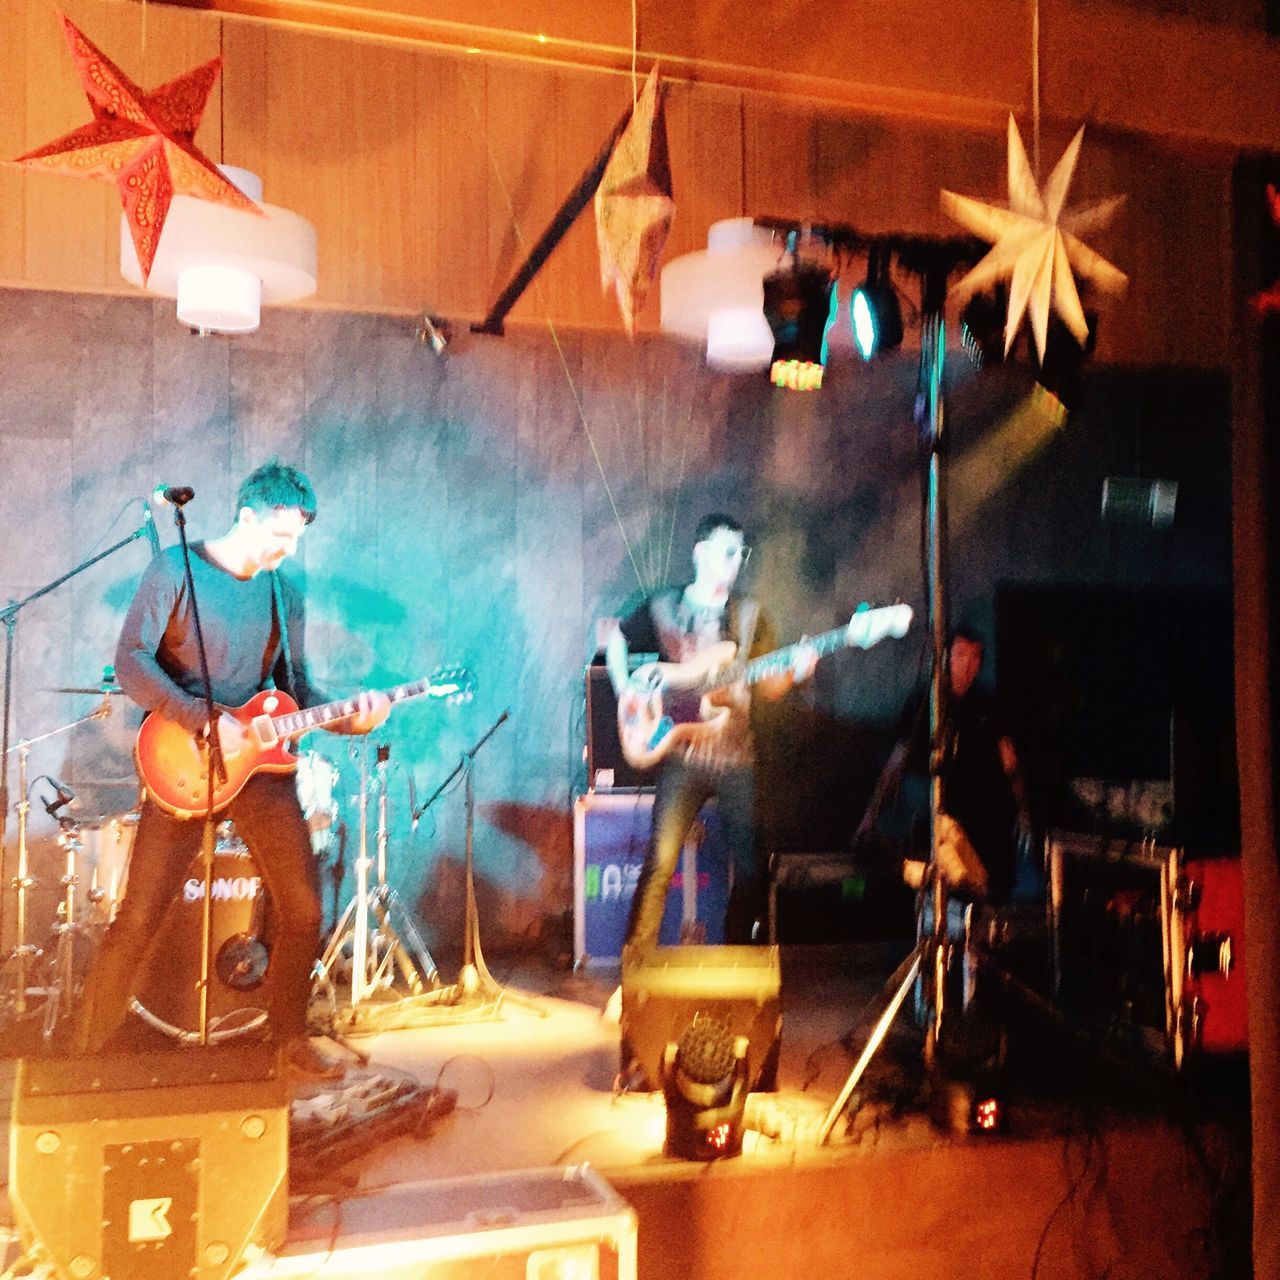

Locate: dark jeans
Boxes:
[625,755,761,953]
[75,772,320,1053]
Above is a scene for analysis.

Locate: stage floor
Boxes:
[0,944,1251,1279]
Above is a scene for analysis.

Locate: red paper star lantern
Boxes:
[10,12,260,282]
[1251,184,1280,317]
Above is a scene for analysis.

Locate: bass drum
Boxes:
[131,836,271,1043]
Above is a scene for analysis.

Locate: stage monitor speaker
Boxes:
[9,1045,288,1280]
[620,944,781,1092]
[585,663,655,790]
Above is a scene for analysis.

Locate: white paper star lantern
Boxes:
[942,116,1127,362]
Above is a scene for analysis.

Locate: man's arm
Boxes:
[605,626,631,698]
[114,554,209,733]
[854,738,910,844]
[276,575,389,735]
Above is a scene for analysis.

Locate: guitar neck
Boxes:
[270,679,431,739]
[739,624,850,686]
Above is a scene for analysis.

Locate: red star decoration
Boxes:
[10,12,260,282]
[1251,184,1280,317]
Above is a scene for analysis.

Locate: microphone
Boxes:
[42,777,78,818]
[142,500,161,557]
[153,484,195,507]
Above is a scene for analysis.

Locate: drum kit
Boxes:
[0,671,417,1051]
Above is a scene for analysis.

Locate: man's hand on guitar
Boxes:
[792,639,819,683]
[202,713,247,757]
[346,690,392,735]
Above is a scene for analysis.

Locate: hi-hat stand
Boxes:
[0,697,113,1032]
[315,739,443,1032]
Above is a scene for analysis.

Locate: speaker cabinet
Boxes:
[620,944,781,1092]
[573,793,729,966]
[9,1046,288,1280]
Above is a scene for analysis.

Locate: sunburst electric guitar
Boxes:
[136,665,475,818]
[617,604,913,769]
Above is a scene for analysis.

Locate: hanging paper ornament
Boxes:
[941,115,1127,362]
[594,66,676,336]
[1250,184,1280,316]
[10,12,260,282]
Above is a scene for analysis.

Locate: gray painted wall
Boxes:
[0,288,1231,957]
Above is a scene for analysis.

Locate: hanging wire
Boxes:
[1031,0,1042,178]
[459,68,651,595]
[630,0,639,108]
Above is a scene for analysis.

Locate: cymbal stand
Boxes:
[1,697,112,1024]
[317,740,440,1019]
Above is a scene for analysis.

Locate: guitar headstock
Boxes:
[427,665,477,705]
[845,602,913,650]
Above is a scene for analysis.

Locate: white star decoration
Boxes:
[942,115,1127,362]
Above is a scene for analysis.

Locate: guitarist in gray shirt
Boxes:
[606,514,815,954]
[74,462,389,1079]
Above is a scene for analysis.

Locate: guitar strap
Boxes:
[270,570,294,698]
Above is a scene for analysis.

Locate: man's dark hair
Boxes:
[693,513,744,544]
[237,460,317,525]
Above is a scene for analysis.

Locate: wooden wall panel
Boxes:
[418,54,490,320]
[483,60,561,326]
[0,0,28,284]
[343,40,421,311]
[550,66,631,332]
[0,0,1248,371]
[743,94,820,224]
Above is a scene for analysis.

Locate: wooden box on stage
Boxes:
[240,1165,637,1280]
[572,791,729,967]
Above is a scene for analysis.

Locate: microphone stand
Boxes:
[821,273,955,1143]
[413,710,545,1016]
[0,517,154,996]
[164,495,227,1048]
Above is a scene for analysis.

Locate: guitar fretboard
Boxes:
[270,677,456,739]
[690,606,903,696]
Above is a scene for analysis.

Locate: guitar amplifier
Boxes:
[584,662,655,790]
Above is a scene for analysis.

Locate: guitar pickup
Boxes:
[249,714,279,747]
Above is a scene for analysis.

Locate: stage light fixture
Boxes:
[763,256,836,391]
[973,1094,1005,1133]
[850,244,904,360]
[660,1012,750,1160]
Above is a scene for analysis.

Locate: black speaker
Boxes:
[585,664,655,790]
[9,1046,288,1280]
[620,944,781,1091]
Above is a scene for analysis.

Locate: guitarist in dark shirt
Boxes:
[606,514,815,953]
[74,461,389,1078]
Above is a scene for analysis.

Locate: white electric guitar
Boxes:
[617,603,913,769]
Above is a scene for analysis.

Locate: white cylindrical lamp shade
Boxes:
[121,166,317,334]
[705,307,776,371]
[660,218,780,371]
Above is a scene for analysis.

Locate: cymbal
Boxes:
[48,685,125,695]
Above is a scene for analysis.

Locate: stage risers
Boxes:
[611,1125,1216,1280]
[0,945,1246,1280]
